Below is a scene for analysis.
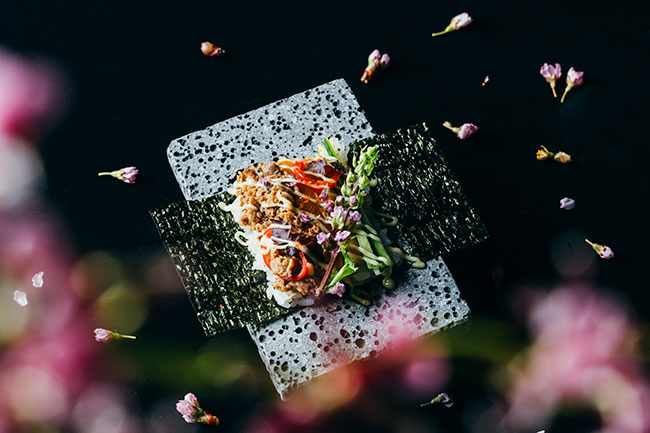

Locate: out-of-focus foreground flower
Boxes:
[200,41,226,57]
[176,393,219,425]
[505,287,650,433]
[539,63,562,98]
[360,49,390,84]
[585,239,615,259]
[443,121,478,140]
[0,49,66,141]
[561,67,584,103]
[97,166,138,184]
[432,12,473,37]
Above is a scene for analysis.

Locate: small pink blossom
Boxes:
[176,393,219,425]
[349,195,358,206]
[561,67,584,103]
[442,121,478,140]
[93,328,136,343]
[299,214,309,223]
[539,63,562,98]
[432,12,473,37]
[361,49,390,84]
[329,282,346,297]
[349,210,362,223]
[559,197,575,210]
[97,166,138,184]
[585,239,614,259]
[200,42,226,57]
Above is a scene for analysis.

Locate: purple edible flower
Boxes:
[300,214,310,223]
[285,181,297,187]
[319,188,329,201]
[317,232,330,245]
[329,282,346,297]
[349,210,362,223]
[335,195,344,204]
[349,195,358,206]
[334,230,351,242]
[332,206,346,219]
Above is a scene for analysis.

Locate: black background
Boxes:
[2,1,649,432]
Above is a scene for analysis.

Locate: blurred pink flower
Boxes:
[561,67,584,103]
[505,287,650,433]
[585,239,615,259]
[443,121,478,140]
[539,63,562,97]
[176,393,219,425]
[0,49,66,140]
[97,166,138,184]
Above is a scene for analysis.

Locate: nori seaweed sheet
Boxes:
[349,123,488,261]
[149,193,286,336]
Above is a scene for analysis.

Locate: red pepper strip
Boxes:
[260,227,311,281]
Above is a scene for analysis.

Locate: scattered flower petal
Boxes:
[200,41,226,57]
[93,328,136,343]
[361,49,390,84]
[585,239,614,259]
[316,232,330,245]
[176,393,219,425]
[540,63,562,98]
[97,166,138,184]
[561,67,584,103]
[329,282,346,297]
[442,121,478,140]
[432,12,473,37]
[420,392,454,408]
[559,197,575,210]
[13,290,28,306]
[31,271,44,288]
[553,151,572,164]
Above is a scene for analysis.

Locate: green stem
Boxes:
[349,286,370,306]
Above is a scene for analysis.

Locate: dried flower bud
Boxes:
[432,12,473,37]
[94,328,136,343]
[536,145,554,161]
[420,392,454,408]
[561,67,584,103]
[559,197,575,210]
[200,41,225,57]
[361,49,390,84]
[540,63,562,97]
[554,151,572,164]
[585,239,614,259]
[176,393,220,425]
[442,121,478,140]
[98,166,138,184]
